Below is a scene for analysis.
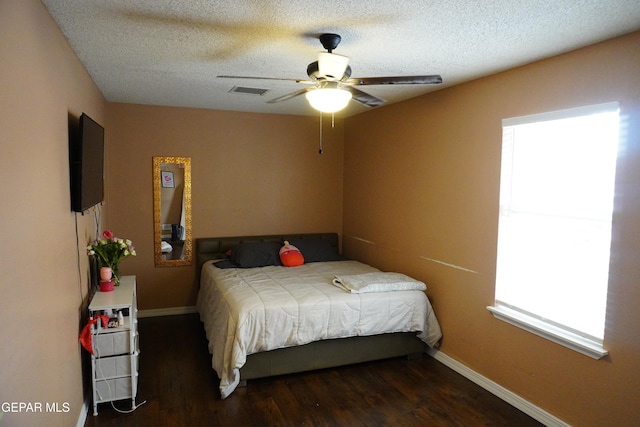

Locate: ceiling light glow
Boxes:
[305,87,352,113]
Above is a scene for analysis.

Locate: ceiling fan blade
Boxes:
[345,87,386,108]
[346,75,443,85]
[218,75,314,84]
[267,87,315,104]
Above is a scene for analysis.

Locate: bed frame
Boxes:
[196,233,428,384]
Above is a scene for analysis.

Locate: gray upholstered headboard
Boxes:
[196,232,340,278]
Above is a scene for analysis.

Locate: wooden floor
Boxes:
[85,314,543,427]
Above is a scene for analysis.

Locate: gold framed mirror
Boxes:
[153,156,192,267]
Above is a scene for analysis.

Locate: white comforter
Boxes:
[196,260,442,398]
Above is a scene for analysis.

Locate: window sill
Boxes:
[486,305,608,360]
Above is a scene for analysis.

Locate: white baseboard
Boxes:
[138,306,198,318]
[426,348,571,427]
[76,399,88,427]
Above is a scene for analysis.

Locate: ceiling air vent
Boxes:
[229,86,268,96]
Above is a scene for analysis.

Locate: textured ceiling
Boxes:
[41,0,640,117]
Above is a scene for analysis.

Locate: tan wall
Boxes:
[0,1,107,426]
[105,103,344,310]
[343,32,640,427]
[3,1,638,426]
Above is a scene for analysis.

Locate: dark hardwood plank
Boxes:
[85,314,543,427]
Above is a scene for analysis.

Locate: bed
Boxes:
[196,233,442,398]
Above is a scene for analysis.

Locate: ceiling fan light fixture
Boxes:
[317,52,350,80]
[305,87,352,113]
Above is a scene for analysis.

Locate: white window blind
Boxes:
[490,102,619,359]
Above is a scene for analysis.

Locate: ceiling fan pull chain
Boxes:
[319,112,323,154]
[331,112,335,128]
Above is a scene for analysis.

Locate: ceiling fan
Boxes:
[218,33,442,112]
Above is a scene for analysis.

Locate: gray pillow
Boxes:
[231,241,283,268]
[288,238,346,263]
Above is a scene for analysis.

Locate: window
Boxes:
[488,102,620,359]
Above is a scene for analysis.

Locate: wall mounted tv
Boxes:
[70,113,104,212]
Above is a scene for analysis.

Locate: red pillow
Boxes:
[279,241,304,267]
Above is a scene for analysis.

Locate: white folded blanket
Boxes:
[333,272,426,294]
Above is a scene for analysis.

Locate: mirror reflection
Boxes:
[153,156,192,267]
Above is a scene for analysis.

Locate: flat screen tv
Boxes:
[70,113,104,212]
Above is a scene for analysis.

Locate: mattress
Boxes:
[197,260,442,398]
